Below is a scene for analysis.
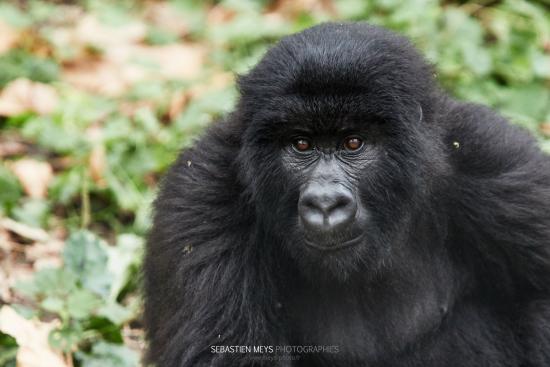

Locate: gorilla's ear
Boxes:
[417,104,424,123]
[395,100,423,125]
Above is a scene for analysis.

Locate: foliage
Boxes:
[0,50,59,88]
[12,231,140,365]
[0,0,548,366]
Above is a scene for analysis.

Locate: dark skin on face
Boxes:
[288,133,368,250]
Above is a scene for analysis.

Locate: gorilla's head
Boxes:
[236,23,446,280]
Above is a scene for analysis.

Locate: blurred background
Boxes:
[0,0,548,366]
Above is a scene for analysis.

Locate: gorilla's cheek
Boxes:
[254,169,302,233]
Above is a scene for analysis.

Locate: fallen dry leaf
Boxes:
[0,223,37,304]
[76,14,146,48]
[168,90,189,121]
[0,266,9,302]
[0,217,49,243]
[207,5,236,26]
[0,20,17,54]
[10,159,53,199]
[122,323,146,354]
[89,144,107,187]
[0,306,67,367]
[26,239,64,270]
[57,12,203,96]
[0,138,27,158]
[62,58,135,96]
[0,226,12,301]
[268,0,336,17]
[0,260,35,304]
[85,124,107,187]
[0,79,59,116]
[540,122,550,138]
[144,2,189,36]
[63,43,204,96]
[119,100,156,117]
[49,12,141,56]
[126,44,205,80]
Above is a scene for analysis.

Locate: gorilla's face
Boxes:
[282,129,374,251]
[240,97,425,280]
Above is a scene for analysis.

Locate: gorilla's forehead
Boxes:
[258,93,382,135]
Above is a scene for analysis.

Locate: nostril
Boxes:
[304,200,319,210]
[330,195,353,212]
[325,193,356,227]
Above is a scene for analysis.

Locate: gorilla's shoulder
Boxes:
[440,100,549,178]
[441,100,550,292]
[152,119,243,228]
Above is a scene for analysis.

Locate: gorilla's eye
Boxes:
[343,136,363,151]
[292,138,312,152]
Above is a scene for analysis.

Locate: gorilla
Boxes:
[143,22,550,366]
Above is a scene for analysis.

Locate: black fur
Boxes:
[143,22,550,366]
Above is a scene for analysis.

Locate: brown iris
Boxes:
[293,138,312,152]
[344,136,363,151]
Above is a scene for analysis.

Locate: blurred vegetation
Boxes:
[0,0,548,366]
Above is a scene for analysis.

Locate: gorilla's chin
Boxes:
[282,226,386,283]
[298,239,386,283]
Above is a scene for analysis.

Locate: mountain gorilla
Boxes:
[143,23,550,366]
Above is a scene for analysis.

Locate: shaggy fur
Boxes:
[143,22,550,366]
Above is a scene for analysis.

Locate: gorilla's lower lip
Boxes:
[303,234,364,251]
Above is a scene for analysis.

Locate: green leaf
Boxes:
[97,302,133,325]
[22,116,87,154]
[15,268,78,300]
[67,290,101,320]
[0,165,22,214]
[134,107,160,135]
[206,11,290,45]
[499,84,550,122]
[107,234,143,301]
[532,51,550,78]
[63,231,112,297]
[49,169,83,205]
[12,198,49,228]
[334,0,370,19]
[103,171,143,212]
[0,3,31,27]
[84,316,123,344]
[49,324,85,353]
[145,27,180,45]
[41,297,65,315]
[0,50,59,88]
[0,332,17,367]
[462,44,492,76]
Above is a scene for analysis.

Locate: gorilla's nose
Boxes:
[298,184,357,232]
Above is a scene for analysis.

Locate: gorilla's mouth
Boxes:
[303,234,364,251]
